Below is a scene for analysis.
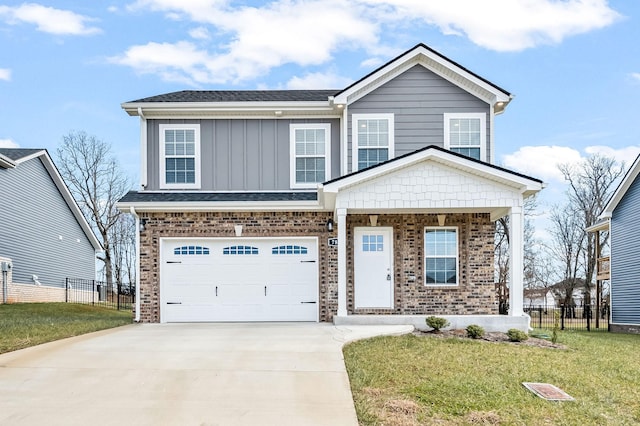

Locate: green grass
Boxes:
[0,303,132,354]
[344,331,640,425]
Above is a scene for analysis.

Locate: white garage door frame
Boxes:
[159,236,320,323]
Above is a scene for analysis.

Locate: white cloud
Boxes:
[502,144,640,184]
[117,0,620,84]
[585,145,640,166]
[0,68,11,81]
[0,3,101,35]
[502,145,583,183]
[373,0,621,52]
[286,71,353,90]
[189,26,210,40]
[630,72,640,82]
[0,138,19,148]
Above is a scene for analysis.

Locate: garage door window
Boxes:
[223,245,259,255]
[174,245,210,255]
[272,245,308,255]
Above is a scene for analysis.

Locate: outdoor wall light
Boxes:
[139,218,148,232]
[326,218,334,232]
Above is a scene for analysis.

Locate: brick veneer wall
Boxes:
[138,211,337,323]
[346,213,497,316]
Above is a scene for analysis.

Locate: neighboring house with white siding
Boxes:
[588,153,640,334]
[117,43,543,331]
[0,148,101,303]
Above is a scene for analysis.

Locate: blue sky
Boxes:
[1,0,639,230]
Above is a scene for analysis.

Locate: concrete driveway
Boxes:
[0,323,412,426]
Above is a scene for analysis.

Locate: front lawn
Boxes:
[0,303,132,354]
[344,331,640,425]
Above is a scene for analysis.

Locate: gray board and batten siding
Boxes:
[0,156,96,287]
[145,118,340,191]
[347,64,491,173]
[610,175,640,326]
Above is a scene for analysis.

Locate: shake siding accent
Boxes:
[347,65,490,172]
[611,176,640,325]
[146,118,340,191]
[0,158,96,287]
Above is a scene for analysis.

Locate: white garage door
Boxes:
[160,238,318,322]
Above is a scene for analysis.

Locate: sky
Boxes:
[1,0,639,238]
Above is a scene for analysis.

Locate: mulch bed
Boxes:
[413,329,567,349]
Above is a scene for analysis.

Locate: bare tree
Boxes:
[558,155,624,305]
[56,131,133,286]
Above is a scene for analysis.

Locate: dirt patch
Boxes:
[414,329,566,349]
[465,411,502,424]
[380,398,421,426]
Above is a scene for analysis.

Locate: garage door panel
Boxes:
[161,238,318,322]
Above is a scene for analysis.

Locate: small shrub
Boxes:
[552,311,560,344]
[466,324,485,339]
[426,316,449,332]
[506,328,529,342]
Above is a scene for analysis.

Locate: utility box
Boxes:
[1,261,11,272]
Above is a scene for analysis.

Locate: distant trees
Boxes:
[56,131,135,286]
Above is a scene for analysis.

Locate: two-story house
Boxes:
[118,43,543,331]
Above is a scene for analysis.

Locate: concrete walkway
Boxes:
[0,323,412,426]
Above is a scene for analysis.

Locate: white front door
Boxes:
[354,227,394,308]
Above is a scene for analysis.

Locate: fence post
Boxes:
[586,304,591,331]
[538,306,542,328]
[65,278,69,303]
[92,280,95,305]
[117,282,121,311]
[560,304,565,330]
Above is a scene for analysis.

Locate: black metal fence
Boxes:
[65,278,135,311]
[525,304,609,332]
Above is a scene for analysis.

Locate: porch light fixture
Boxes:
[369,215,378,227]
[326,218,334,232]
[234,225,243,237]
[437,214,446,227]
[139,218,148,232]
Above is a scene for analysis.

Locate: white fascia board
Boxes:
[323,149,543,195]
[122,101,337,117]
[601,153,640,216]
[0,154,16,169]
[334,46,511,107]
[37,151,103,251]
[116,200,326,213]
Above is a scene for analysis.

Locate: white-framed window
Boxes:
[443,113,486,161]
[159,123,201,189]
[424,227,458,286]
[290,123,331,188]
[352,113,394,171]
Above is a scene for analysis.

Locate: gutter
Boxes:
[129,206,141,323]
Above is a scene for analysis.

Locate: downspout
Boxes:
[138,107,147,189]
[130,206,141,322]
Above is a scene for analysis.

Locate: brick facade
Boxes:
[138,211,496,323]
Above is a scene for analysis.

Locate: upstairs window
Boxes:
[444,113,486,161]
[352,114,394,171]
[159,124,201,189]
[290,123,331,188]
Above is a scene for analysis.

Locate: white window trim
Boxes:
[424,226,459,287]
[443,112,486,162]
[159,123,201,189]
[352,113,395,172]
[289,123,331,189]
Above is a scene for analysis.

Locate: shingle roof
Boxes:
[119,191,318,203]
[0,148,44,161]
[127,90,339,104]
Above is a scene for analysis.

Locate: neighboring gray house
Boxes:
[0,148,101,302]
[589,153,640,334]
[117,43,543,331]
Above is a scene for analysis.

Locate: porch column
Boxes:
[509,206,524,316]
[337,208,348,317]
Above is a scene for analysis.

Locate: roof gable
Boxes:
[0,148,102,251]
[333,43,511,112]
[601,153,640,218]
